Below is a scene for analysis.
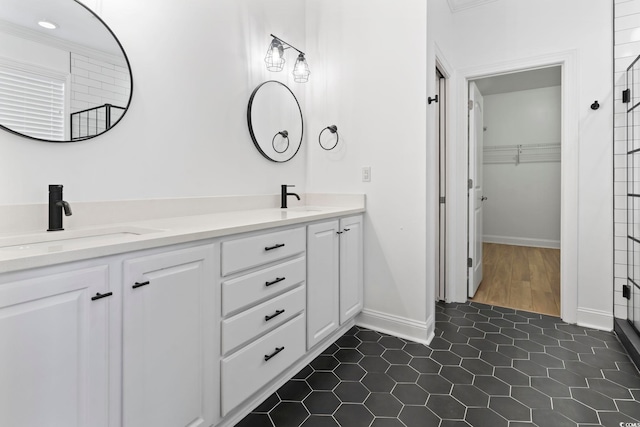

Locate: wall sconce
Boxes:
[265,34,310,83]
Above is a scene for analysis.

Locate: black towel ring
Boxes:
[319,125,339,151]
[272,130,289,153]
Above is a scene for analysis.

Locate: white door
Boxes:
[468,81,485,297]
[339,215,363,324]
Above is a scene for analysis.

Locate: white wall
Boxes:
[0,0,307,205]
[305,0,432,342]
[440,0,613,330]
[482,86,561,248]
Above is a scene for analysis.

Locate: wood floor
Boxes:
[470,243,561,317]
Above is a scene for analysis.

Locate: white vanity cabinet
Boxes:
[122,244,217,427]
[0,265,112,427]
[307,215,364,349]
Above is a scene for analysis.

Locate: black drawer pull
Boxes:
[265,277,285,287]
[264,346,285,361]
[91,292,113,301]
[336,231,343,235]
[132,281,150,289]
[265,243,285,251]
[343,228,351,232]
[265,309,285,322]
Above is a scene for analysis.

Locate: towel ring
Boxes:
[319,125,339,151]
[272,130,289,153]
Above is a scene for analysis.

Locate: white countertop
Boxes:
[0,205,365,274]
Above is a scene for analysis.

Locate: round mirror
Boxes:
[0,0,132,142]
[247,81,303,163]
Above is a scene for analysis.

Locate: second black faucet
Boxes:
[281,184,300,209]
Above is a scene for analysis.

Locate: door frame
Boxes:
[447,50,578,324]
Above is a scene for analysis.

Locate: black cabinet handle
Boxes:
[336,231,343,235]
[265,243,285,251]
[91,292,113,301]
[265,277,285,287]
[264,346,285,361]
[265,309,285,322]
[132,281,150,289]
[343,228,351,232]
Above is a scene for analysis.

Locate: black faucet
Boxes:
[281,184,300,209]
[47,185,72,231]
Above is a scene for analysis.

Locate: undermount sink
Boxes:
[0,226,161,252]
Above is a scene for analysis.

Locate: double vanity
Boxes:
[0,195,364,427]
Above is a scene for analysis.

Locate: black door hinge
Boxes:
[623,284,631,300]
[623,89,631,104]
[468,258,473,268]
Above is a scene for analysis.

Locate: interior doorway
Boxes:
[466,67,562,317]
[436,67,447,302]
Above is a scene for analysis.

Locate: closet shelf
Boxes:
[483,142,561,165]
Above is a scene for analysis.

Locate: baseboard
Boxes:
[356,309,434,346]
[576,307,613,331]
[483,235,560,249]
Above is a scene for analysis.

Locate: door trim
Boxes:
[448,50,578,324]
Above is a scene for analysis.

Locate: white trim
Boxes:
[450,50,579,325]
[356,309,434,346]
[576,308,614,332]
[483,235,560,249]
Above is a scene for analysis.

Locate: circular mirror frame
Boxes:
[0,0,133,143]
[247,80,303,163]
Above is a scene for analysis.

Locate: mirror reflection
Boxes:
[0,0,132,142]
[248,81,303,163]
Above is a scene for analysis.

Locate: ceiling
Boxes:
[472,67,562,96]
[446,0,499,13]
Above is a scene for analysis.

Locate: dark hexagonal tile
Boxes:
[489,318,516,329]
[386,364,419,382]
[334,404,373,427]
[364,393,403,417]
[513,339,544,353]
[466,313,490,323]
[437,321,461,334]
[427,394,466,420]
[303,391,340,415]
[563,361,602,379]
[357,342,385,356]
[361,372,395,393]
[254,392,280,412]
[381,349,411,365]
[579,353,618,369]
[311,355,340,371]
[485,333,514,345]
[617,361,640,375]
[293,365,314,380]
[336,335,361,348]
[457,304,481,313]
[465,408,508,427]
[603,369,640,389]
[417,373,454,394]
[399,405,440,427]
[461,358,494,375]
[493,367,529,386]
[359,356,391,373]
[270,401,309,426]
[528,334,559,347]
[531,409,575,427]
[451,344,481,358]
[442,330,473,344]
[552,398,598,423]
[548,368,587,387]
[529,318,561,329]
[307,372,340,391]
[392,383,429,405]
[474,322,501,333]
[403,343,432,357]
[356,330,382,342]
[344,325,360,336]
[459,327,485,338]
[497,345,529,360]
[600,411,640,426]
[439,421,472,427]
[587,378,633,399]
[617,400,640,420]
[378,336,405,349]
[300,415,339,427]
[236,412,274,427]
[555,324,587,335]
[334,381,369,403]
[334,363,366,381]
[468,338,498,352]
[474,375,510,396]
[451,384,489,407]
[409,357,441,373]
[501,328,529,340]
[334,348,363,363]
[530,353,564,369]
[545,346,580,362]
[450,316,475,327]
[570,388,616,411]
[479,308,504,318]
[320,343,339,355]
[541,328,574,340]
[503,314,528,323]
[440,366,474,385]
[530,377,571,398]
[489,396,530,421]
[277,380,312,401]
[431,350,462,366]
[442,307,468,317]
[370,418,405,427]
[512,360,547,377]
[573,334,607,348]
[514,323,543,335]
[479,351,512,367]
[558,340,592,354]
[510,386,551,409]
[430,336,453,350]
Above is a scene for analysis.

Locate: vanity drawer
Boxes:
[221,313,305,415]
[221,227,305,276]
[221,285,305,355]
[221,256,305,316]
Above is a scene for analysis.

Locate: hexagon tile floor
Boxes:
[235,301,640,427]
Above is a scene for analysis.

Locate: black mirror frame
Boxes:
[247,80,303,163]
[0,0,133,143]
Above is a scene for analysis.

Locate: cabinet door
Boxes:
[123,245,216,427]
[307,220,340,349]
[339,215,364,324]
[0,266,110,427]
